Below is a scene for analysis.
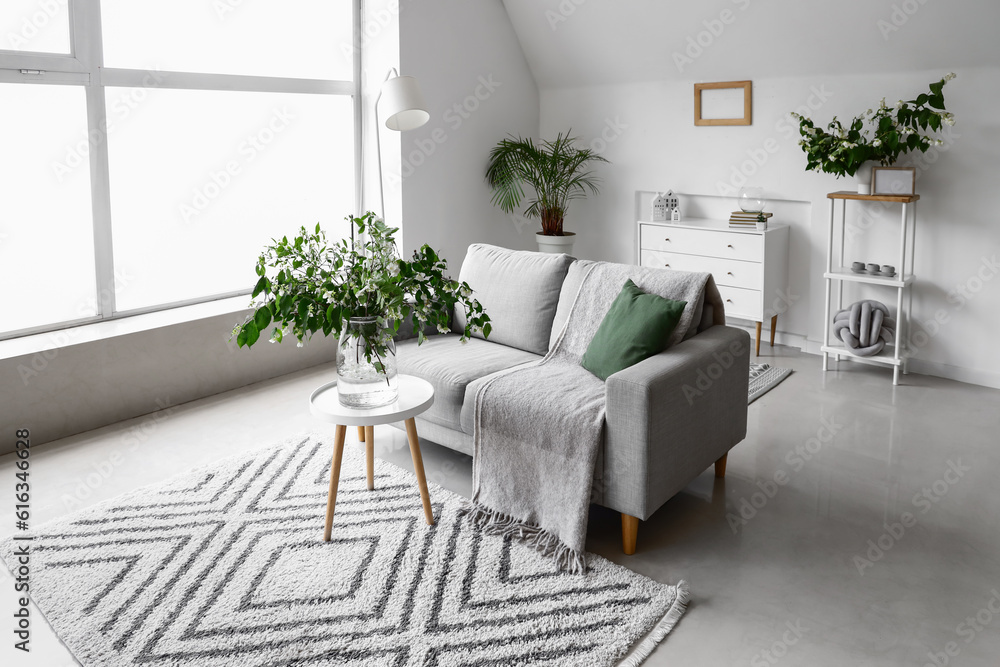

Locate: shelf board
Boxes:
[827,190,920,203]
[821,344,909,367]
[824,268,914,288]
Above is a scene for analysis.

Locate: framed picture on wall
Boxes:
[871,167,916,196]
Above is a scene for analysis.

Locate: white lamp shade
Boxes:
[380,75,430,131]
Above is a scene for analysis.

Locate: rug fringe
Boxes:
[618,580,690,667]
[461,502,588,574]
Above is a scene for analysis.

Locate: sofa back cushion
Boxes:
[453,244,574,355]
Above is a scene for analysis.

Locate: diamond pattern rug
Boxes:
[748,363,793,404]
[1,434,688,666]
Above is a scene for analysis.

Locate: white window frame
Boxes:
[0,0,362,341]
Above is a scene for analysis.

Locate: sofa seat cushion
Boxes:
[395,334,542,432]
[453,244,574,355]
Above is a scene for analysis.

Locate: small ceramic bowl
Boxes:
[867,263,880,273]
[881,265,895,275]
[852,261,865,271]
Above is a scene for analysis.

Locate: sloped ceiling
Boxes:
[501,0,1000,88]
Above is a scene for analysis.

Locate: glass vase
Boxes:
[336,316,398,408]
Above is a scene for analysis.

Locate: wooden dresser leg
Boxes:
[755,321,762,356]
[621,514,639,555]
[357,426,366,443]
[770,314,778,347]
[715,453,728,478]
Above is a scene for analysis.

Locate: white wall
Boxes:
[396,0,540,267]
[539,68,1000,387]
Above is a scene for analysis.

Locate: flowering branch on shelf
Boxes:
[790,73,956,178]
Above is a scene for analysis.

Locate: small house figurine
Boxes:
[663,190,678,211]
[671,207,681,222]
[651,192,669,221]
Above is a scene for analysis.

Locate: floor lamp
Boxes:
[375,69,430,221]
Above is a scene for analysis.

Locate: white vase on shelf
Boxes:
[855,162,874,195]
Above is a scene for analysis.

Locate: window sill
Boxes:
[0,295,252,362]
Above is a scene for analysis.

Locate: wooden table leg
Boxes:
[404,418,435,525]
[357,426,366,442]
[323,424,347,541]
[364,425,375,490]
[770,314,778,347]
[755,321,762,356]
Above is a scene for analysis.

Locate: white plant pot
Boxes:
[536,232,576,255]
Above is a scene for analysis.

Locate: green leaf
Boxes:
[236,327,248,348]
[252,276,268,298]
[483,322,492,339]
[271,327,283,343]
[244,321,260,347]
[254,308,272,330]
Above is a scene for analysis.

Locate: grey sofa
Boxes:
[389,244,750,554]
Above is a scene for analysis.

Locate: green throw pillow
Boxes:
[581,279,687,381]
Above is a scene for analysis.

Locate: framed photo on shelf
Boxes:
[871,167,916,196]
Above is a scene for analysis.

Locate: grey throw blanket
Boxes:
[466,261,723,572]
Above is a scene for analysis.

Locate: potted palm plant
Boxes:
[486,131,609,254]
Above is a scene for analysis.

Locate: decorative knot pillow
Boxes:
[581,279,687,381]
[832,300,896,357]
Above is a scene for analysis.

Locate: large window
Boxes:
[0,0,359,338]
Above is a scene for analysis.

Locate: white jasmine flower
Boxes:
[873,139,882,147]
[934,139,944,146]
[436,323,449,334]
[942,112,956,126]
[460,338,469,345]
[944,72,957,81]
[895,100,904,110]
[387,263,400,276]
[879,97,887,109]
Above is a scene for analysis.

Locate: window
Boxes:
[0,0,359,338]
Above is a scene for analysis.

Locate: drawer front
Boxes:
[641,249,762,291]
[717,285,762,321]
[640,224,763,262]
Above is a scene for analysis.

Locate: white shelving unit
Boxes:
[821,191,919,385]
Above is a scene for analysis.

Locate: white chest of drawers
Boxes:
[637,219,789,355]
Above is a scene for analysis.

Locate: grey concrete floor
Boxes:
[2,345,999,666]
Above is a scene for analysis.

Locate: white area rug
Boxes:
[1,434,688,666]
[748,363,793,404]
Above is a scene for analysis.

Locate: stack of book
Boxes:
[729,211,772,229]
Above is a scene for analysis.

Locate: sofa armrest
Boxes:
[602,325,751,519]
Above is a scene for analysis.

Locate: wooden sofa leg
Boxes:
[622,514,639,555]
[715,453,728,478]
[357,426,366,442]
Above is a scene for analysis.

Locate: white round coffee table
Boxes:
[309,374,435,541]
